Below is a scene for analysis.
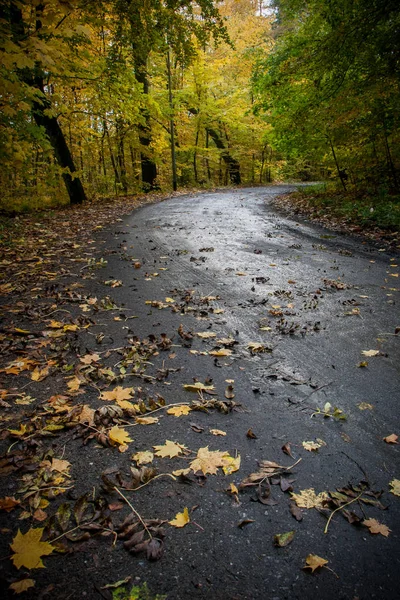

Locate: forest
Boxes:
[0,0,399,216]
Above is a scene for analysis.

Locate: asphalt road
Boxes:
[2,185,399,599]
[89,186,399,600]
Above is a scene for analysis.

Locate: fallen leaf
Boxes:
[183,382,215,393]
[291,489,329,509]
[238,518,254,528]
[101,387,134,402]
[197,331,216,339]
[247,342,269,354]
[132,451,154,465]
[80,353,101,365]
[153,440,187,458]
[10,528,54,569]
[167,405,191,417]
[247,429,258,439]
[209,349,232,357]
[169,507,190,528]
[303,554,328,573]
[281,442,293,457]
[135,416,159,425]
[108,426,132,447]
[357,361,368,368]
[224,385,235,399]
[190,446,237,475]
[389,479,400,496]
[289,502,303,521]
[222,455,241,475]
[361,350,380,357]
[363,518,391,537]
[302,440,323,452]
[384,434,398,444]
[0,497,20,512]
[9,579,35,594]
[357,402,373,410]
[51,459,71,473]
[274,531,295,547]
[210,429,226,436]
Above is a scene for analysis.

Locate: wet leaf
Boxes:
[9,579,35,594]
[357,402,373,410]
[384,434,398,444]
[153,440,187,458]
[167,405,191,417]
[190,446,237,476]
[11,528,54,569]
[101,387,134,402]
[222,455,241,475]
[291,489,329,509]
[274,531,295,547]
[132,451,154,465]
[389,479,400,496]
[238,518,255,528]
[183,382,215,393]
[196,331,216,339]
[363,518,391,537]
[303,554,329,573]
[109,426,132,448]
[289,502,303,521]
[169,507,190,528]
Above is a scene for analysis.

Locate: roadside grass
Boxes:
[293,185,400,231]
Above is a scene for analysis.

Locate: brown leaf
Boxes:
[0,496,20,512]
[237,518,255,529]
[281,443,293,457]
[383,434,398,444]
[246,428,258,439]
[303,554,329,573]
[289,502,303,521]
[363,518,391,537]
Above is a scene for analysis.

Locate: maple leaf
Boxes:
[31,366,50,382]
[389,479,400,496]
[11,528,54,569]
[132,451,154,465]
[291,489,329,509]
[167,405,191,417]
[153,440,187,458]
[384,434,398,444]
[363,518,391,537]
[189,446,238,476]
[303,554,329,573]
[9,579,35,594]
[302,440,324,452]
[51,459,71,473]
[169,507,190,528]
[108,426,132,447]
[80,353,101,365]
[78,405,95,425]
[100,386,134,402]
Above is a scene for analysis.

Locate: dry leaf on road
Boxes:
[303,554,329,573]
[154,440,187,458]
[291,489,329,509]
[167,405,191,417]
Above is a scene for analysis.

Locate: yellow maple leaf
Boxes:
[291,489,329,509]
[363,518,391,537]
[153,440,187,458]
[389,479,400,496]
[116,399,137,412]
[167,405,191,417]
[190,447,235,475]
[132,451,154,465]
[80,353,101,365]
[108,426,132,447]
[100,386,134,402]
[169,507,190,528]
[9,579,35,594]
[11,528,54,569]
[303,554,328,573]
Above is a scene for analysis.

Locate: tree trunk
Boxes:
[135,55,159,191]
[32,95,86,204]
[205,127,241,185]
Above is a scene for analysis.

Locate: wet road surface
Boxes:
[88,186,399,599]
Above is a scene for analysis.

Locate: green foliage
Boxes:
[112,582,166,600]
